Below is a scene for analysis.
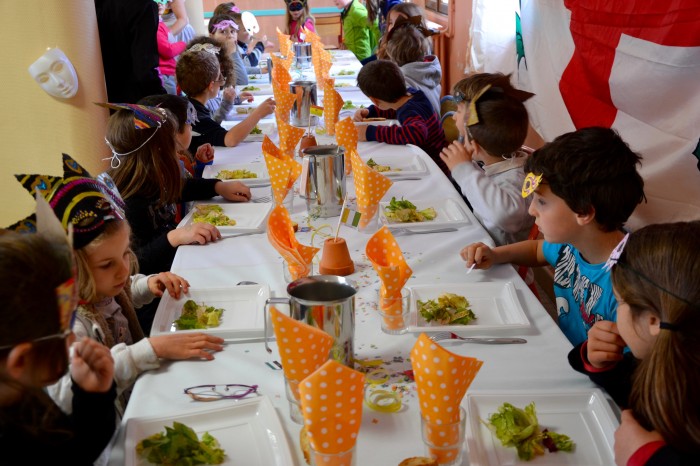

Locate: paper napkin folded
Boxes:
[273,78,295,123]
[270,306,334,382]
[322,79,344,136]
[299,359,365,465]
[276,116,306,158]
[348,150,393,227]
[267,205,319,279]
[411,333,483,464]
[335,117,357,175]
[366,226,412,329]
[276,27,294,59]
[262,136,302,203]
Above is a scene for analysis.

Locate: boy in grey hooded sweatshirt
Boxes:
[385,21,442,114]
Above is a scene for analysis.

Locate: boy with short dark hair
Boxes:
[353,59,449,176]
[175,46,275,153]
[460,127,646,346]
[440,84,532,246]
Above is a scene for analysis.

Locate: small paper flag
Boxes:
[310,105,324,117]
[340,206,362,228]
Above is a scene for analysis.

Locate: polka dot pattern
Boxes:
[276,27,294,60]
[365,225,412,321]
[276,116,305,158]
[322,80,343,136]
[298,359,365,460]
[266,205,319,279]
[348,149,393,227]
[273,78,295,124]
[411,333,483,462]
[262,136,302,203]
[334,117,357,175]
[270,306,333,386]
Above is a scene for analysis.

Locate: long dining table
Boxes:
[107,51,616,466]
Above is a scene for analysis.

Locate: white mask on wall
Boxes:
[28,48,79,99]
[241,11,260,35]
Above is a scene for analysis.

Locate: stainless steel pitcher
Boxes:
[299,145,346,218]
[293,42,313,70]
[264,275,356,368]
[289,80,317,127]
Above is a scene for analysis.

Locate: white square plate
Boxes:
[378,197,472,231]
[465,390,619,466]
[407,282,530,332]
[354,119,400,127]
[238,83,272,95]
[360,151,429,178]
[177,202,272,234]
[202,162,270,187]
[151,284,271,339]
[242,122,275,142]
[330,68,358,78]
[124,396,293,466]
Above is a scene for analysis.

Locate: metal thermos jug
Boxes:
[299,145,346,218]
[264,275,357,368]
[289,80,317,127]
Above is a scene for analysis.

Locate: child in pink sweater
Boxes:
[156,0,186,94]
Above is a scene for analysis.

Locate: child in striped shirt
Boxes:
[353,59,449,177]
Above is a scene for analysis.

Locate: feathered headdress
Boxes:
[7,153,125,249]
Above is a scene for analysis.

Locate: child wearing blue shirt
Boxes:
[460,127,645,346]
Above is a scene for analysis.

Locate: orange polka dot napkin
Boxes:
[365,226,412,329]
[273,80,295,124]
[334,117,357,175]
[276,116,306,158]
[322,79,343,136]
[299,359,365,464]
[411,333,483,464]
[276,27,294,59]
[267,205,319,280]
[270,306,334,383]
[272,54,294,84]
[348,150,393,227]
[262,136,302,202]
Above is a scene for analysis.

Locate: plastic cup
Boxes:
[420,407,466,466]
[284,376,304,424]
[310,444,356,466]
[283,259,314,283]
[377,288,411,335]
[272,187,295,213]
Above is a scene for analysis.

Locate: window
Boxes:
[425,0,449,15]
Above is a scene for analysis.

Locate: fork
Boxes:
[252,195,272,203]
[429,331,527,344]
[392,227,458,235]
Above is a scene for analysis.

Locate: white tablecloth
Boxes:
[108,53,604,466]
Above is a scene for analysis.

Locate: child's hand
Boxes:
[459,242,496,270]
[215,180,251,202]
[168,222,222,246]
[70,337,115,393]
[586,321,625,369]
[356,123,368,141]
[353,108,369,122]
[614,410,665,466]
[222,86,237,104]
[148,272,190,299]
[239,91,254,103]
[254,97,276,117]
[440,140,473,171]
[148,333,225,360]
[194,143,215,164]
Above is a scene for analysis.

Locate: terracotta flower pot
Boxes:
[299,134,317,152]
[318,237,354,276]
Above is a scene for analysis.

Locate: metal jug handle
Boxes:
[309,154,319,200]
[263,297,292,354]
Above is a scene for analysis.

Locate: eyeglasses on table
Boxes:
[184,383,259,401]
